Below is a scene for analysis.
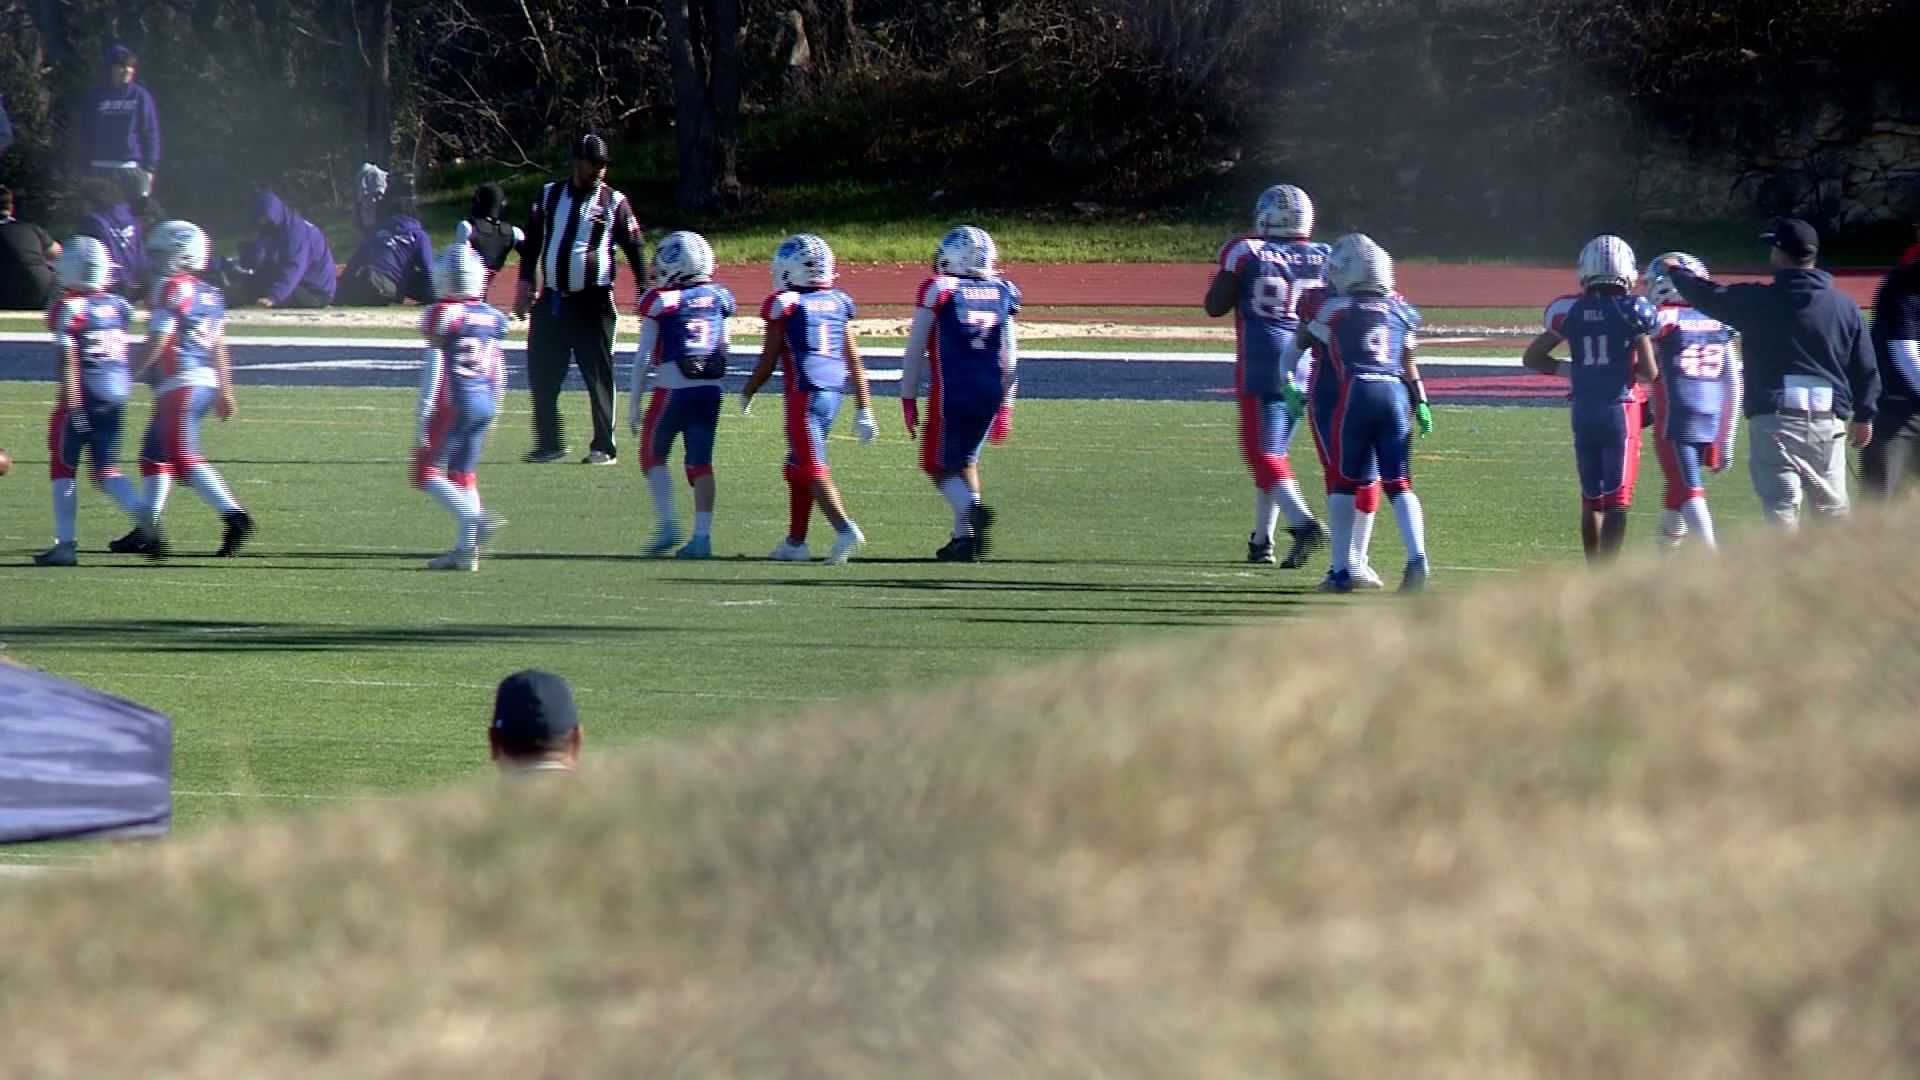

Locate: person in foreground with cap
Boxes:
[489,669,583,774]
[515,134,647,465]
[1662,218,1879,528]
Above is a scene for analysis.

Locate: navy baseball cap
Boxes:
[491,670,578,747]
[572,133,610,165]
[106,44,136,66]
[1762,218,1819,260]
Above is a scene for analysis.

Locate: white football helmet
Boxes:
[1578,235,1638,290]
[56,236,112,293]
[1254,184,1314,240]
[772,233,834,290]
[144,220,210,277]
[1643,251,1706,306]
[1329,233,1394,296]
[654,230,716,287]
[432,243,488,301]
[934,225,998,279]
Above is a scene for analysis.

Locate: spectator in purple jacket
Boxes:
[230,190,335,309]
[72,176,145,299]
[338,189,434,305]
[74,45,160,203]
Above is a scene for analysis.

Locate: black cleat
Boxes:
[215,510,255,557]
[109,528,153,555]
[1247,533,1276,564]
[1280,520,1327,569]
[522,447,569,464]
[935,536,976,562]
[967,503,996,561]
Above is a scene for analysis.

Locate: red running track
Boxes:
[483,261,1888,310]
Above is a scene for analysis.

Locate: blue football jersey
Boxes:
[51,291,135,405]
[764,287,856,393]
[421,300,509,401]
[1219,236,1331,396]
[1546,292,1657,407]
[149,273,226,390]
[1651,304,1737,442]
[916,274,1020,408]
[1305,293,1421,384]
[643,283,735,383]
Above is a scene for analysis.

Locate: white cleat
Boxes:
[826,522,865,565]
[428,549,479,572]
[769,540,813,562]
[1351,565,1386,590]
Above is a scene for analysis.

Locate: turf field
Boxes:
[0,383,1765,833]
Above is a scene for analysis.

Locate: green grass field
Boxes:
[0,382,1765,837]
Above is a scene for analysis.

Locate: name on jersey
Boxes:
[801,296,840,314]
[1582,309,1608,322]
[958,286,1000,302]
[682,294,717,310]
[1673,318,1721,334]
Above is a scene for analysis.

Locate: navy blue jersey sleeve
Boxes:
[1880,283,1920,342]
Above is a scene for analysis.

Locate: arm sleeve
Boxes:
[630,315,659,423]
[416,346,443,426]
[519,187,545,278]
[1888,339,1920,398]
[415,222,435,280]
[899,307,934,398]
[1001,314,1019,400]
[1849,308,1882,421]
[141,89,161,167]
[1668,270,1747,327]
[1719,337,1744,460]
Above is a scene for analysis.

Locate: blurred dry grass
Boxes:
[4,509,1920,1078]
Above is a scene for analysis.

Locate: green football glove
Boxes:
[1283,383,1308,422]
[1415,402,1434,437]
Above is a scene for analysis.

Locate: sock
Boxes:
[100,474,146,519]
[144,473,173,525]
[1389,491,1427,562]
[186,464,241,515]
[421,474,468,551]
[1269,478,1313,531]
[52,479,78,543]
[1659,508,1687,546]
[1352,510,1376,570]
[940,476,977,537]
[1327,493,1355,574]
[1678,496,1717,549]
[1252,489,1278,544]
[456,484,482,551]
[646,465,675,530]
[693,511,713,538]
[785,465,813,542]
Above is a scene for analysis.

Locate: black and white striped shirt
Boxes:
[521,179,645,296]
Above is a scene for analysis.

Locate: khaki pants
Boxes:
[1747,412,1849,528]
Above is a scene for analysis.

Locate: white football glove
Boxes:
[854,407,877,445]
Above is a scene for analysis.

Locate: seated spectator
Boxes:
[72,176,145,299]
[463,183,523,279]
[0,186,59,310]
[489,669,583,774]
[220,190,336,309]
[353,162,389,238]
[338,191,433,306]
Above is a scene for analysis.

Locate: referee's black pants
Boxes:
[1862,396,1920,498]
[527,286,618,458]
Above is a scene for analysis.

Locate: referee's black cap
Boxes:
[572,133,610,165]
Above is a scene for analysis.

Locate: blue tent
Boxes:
[0,661,171,843]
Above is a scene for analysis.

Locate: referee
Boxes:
[514,134,646,464]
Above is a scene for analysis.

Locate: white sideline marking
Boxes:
[58,669,828,702]
[173,789,396,801]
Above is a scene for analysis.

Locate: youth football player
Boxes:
[1644,253,1742,550]
[741,233,876,565]
[899,226,1019,561]
[1523,235,1660,563]
[36,236,150,565]
[629,230,733,559]
[1294,234,1432,593]
[1291,244,1387,588]
[412,244,508,571]
[122,220,254,559]
[1203,184,1329,567]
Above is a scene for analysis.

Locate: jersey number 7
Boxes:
[962,309,1000,350]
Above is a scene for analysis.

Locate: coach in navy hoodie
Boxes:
[74,44,160,200]
[1666,218,1879,527]
[237,190,336,309]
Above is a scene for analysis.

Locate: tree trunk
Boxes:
[665,0,713,210]
[708,0,742,204]
[665,0,743,211]
[366,0,394,168]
